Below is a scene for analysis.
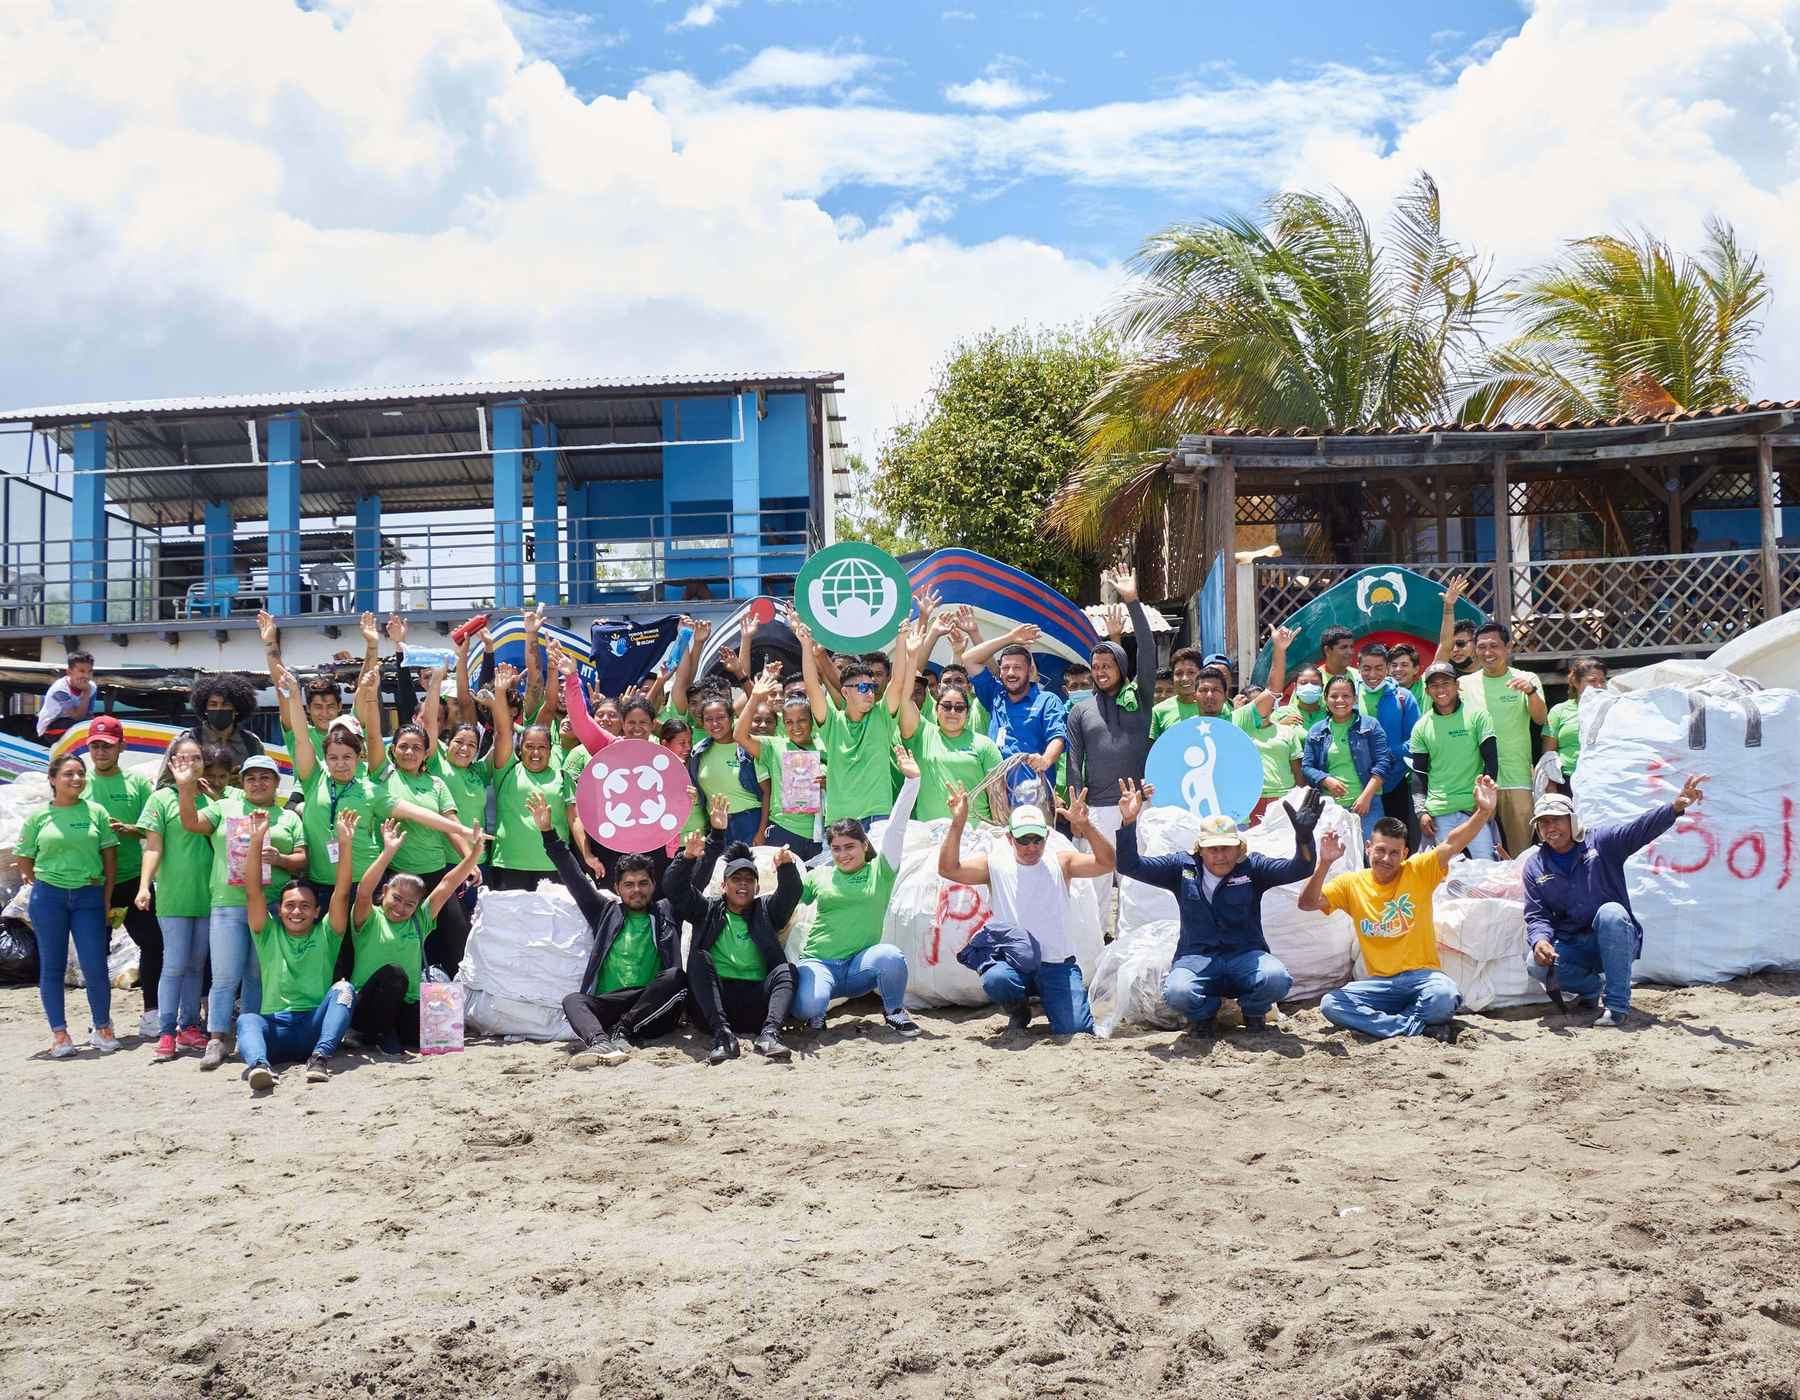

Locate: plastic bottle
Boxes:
[451,612,488,645]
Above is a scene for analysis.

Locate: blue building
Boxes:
[0,372,847,663]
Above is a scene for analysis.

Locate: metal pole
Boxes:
[1491,453,1513,626]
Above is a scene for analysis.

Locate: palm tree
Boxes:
[1460,220,1768,422]
[1050,173,1492,551]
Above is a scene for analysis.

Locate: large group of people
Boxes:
[16,572,1706,1082]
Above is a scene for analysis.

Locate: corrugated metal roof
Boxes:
[0,370,845,425]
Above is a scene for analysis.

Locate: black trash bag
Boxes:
[0,916,38,985]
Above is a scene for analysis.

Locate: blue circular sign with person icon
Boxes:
[1144,716,1264,825]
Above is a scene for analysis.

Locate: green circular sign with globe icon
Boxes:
[795,541,913,652]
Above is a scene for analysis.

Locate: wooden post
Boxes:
[1205,457,1239,666]
[1491,453,1513,626]
[1757,433,1780,619]
[1435,473,1449,562]
[1666,463,1684,554]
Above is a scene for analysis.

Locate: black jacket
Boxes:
[664,835,801,973]
[541,830,683,993]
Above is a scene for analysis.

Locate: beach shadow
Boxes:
[1626,1013,1755,1048]
[1144,1030,1345,1063]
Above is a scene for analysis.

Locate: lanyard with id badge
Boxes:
[325,778,354,865]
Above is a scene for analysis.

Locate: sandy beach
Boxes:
[4,975,1800,1400]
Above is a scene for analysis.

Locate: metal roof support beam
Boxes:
[204,500,233,599]
[491,401,526,609]
[730,392,761,600]
[71,423,109,626]
[355,494,382,614]
[531,419,561,606]
[1491,453,1513,628]
[265,413,304,616]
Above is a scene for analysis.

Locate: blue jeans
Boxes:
[721,809,761,844]
[1526,902,1639,1013]
[793,943,909,1023]
[156,914,209,1035]
[31,882,109,1033]
[1321,968,1460,1039]
[208,904,262,1035]
[1163,949,1292,1025]
[235,982,355,1067]
[1421,809,1496,861]
[764,826,822,861]
[980,957,1094,1036]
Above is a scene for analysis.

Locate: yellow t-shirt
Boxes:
[1321,850,1446,977]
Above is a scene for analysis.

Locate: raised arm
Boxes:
[528,791,608,927]
[734,669,780,758]
[429,830,487,919]
[173,758,219,835]
[557,650,612,755]
[791,612,833,726]
[1057,788,1114,880]
[328,810,356,935]
[355,662,386,774]
[880,747,922,870]
[487,663,517,770]
[274,662,317,783]
[666,615,707,717]
[244,809,275,930]
[1424,576,1467,669]
[452,630,477,727]
[355,818,404,927]
[1265,625,1298,698]
[1112,779,1186,891]
[421,663,447,751]
[1296,829,1346,912]
[256,607,284,679]
[521,603,547,717]
[963,621,1039,676]
[1436,775,1500,866]
[936,782,990,885]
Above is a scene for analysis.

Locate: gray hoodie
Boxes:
[1064,600,1157,807]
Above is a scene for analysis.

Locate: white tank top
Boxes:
[987,848,1073,963]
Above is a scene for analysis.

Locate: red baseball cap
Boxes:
[88,715,125,744]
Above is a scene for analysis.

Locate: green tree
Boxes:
[873,326,1117,597]
[1053,173,1491,549]
[1460,220,1768,421]
[833,451,925,557]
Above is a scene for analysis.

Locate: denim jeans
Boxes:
[1526,901,1639,1013]
[722,808,761,844]
[208,904,262,1035]
[793,943,909,1023]
[1163,949,1292,1025]
[31,882,109,1033]
[980,957,1095,1035]
[1420,809,1496,861]
[764,826,822,862]
[235,981,355,1067]
[156,914,209,1036]
[1321,968,1460,1039]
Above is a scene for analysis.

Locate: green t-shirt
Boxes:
[382,766,458,873]
[253,917,344,1015]
[1460,668,1541,788]
[698,741,759,816]
[298,768,395,884]
[754,734,824,840]
[818,702,899,824]
[1545,698,1582,778]
[1233,706,1300,799]
[18,800,118,890]
[352,906,433,1003]
[1402,679,1427,715]
[711,910,767,982]
[84,767,152,881]
[563,743,590,786]
[429,751,492,835]
[799,856,898,962]
[908,722,1002,823]
[137,787,214,915]
[1324,719,1362,806]
[595,910,660,994]
[285,725,365,779]
[1272,703,1325,732]
[207,794,303,907]
[1410,704,1495,816]
[1149,696,1203,741]
[492,757,568,872]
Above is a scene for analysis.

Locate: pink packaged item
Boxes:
[223,814,252,887]
[418,982,465,1055]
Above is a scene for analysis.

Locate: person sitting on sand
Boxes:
[1113,779,1324,1037]
[523,792,689,1069]
[1296,777,1499,1041]
[666,795,803,1066]
[1522,776,1706,1028]
[236,810,359,1090]
[936,784,1115,1037]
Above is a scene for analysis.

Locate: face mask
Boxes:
[1295,684,1323,706]
[204,711,233,731]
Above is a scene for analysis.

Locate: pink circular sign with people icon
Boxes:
[574,739,694,853]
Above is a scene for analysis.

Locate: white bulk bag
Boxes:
[459,883,594,1040]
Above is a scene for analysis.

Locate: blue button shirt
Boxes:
[970,671,1068,796]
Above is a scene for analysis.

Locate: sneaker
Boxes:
[176,1027,207,1051]
[47,1036,78,1060]
[1006,1004,1032,1033]
[153,1033,179,1062]
[200,1037,228,1071]
[1422,1021,1463,1043]
[88,1028,121,1054]
[138,1011,161,1038]
[1183,1019,1217,1040]
[753,1031,792,1062]
[884,1009,922,1038]
[247,1063,275,1091]
[1595,1007,1629,1028]
[341,1029,366,1052]
[379,1031,404,1056]
[570,1034,627,1069]
[306,1054,331,1082]
[707,1031,740,1066]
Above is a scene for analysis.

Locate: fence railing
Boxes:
[0,508,819,630]
[1254,548,1796,660]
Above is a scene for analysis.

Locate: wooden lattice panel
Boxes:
[1510,552,1768,655]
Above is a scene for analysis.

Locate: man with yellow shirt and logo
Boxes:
[1298,775,1498,1041]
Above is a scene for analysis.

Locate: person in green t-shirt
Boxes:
[736,671,826,860]
[82,718,159,1034]
[1542,657,1606,790]
[793,607,926,826]
[1387,643,1427,716]
[235,809,358,1090]
[19,752,120,1057]
[1458,623,1547,856]
[908,681,1005,824]
[790,748,923,1036]
[1409,661,1499,861]
[693,690,765,845]
[1299,674,1387,845]
[1231,687,1304,822]
[1272,663,1327,732]
[377,722,476,972]
[345,815,486,1053]
[135,736,222,1058]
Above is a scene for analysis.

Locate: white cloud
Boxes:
[941,8,977,20]
[498,1,625,61]
[944,57,1049,110]
[670,0,737,31]
[715,46,878,97]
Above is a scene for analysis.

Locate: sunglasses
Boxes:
[848,682,877,694]
[1012,834,1046,847]
[936,701,968,713]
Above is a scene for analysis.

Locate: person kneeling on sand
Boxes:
[936,784,1115,1036]
[523,792,689,1069]
[1113,779,1324,1037]
[1296,777,1499,1041]
[236,810,358,1090]
[1522,776,1706,1028]
[667,795,803,1066]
